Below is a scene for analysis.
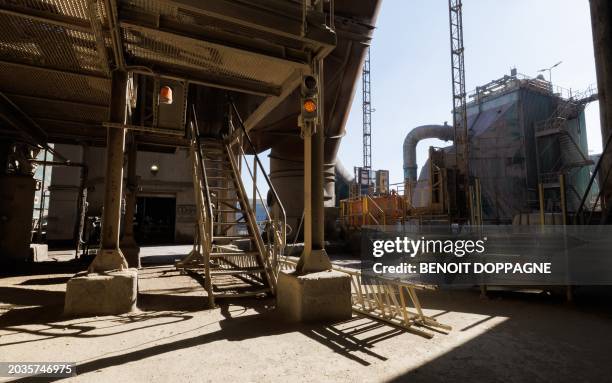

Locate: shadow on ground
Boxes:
[3,293,399,382]
[1,262,406,382]
[384,287,612,383]
[3,259,612,383]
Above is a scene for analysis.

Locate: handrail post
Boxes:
[228,100,287,275]
[253,156,257,215]
[363,197,367,226]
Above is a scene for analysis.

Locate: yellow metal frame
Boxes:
[280,258,452,338]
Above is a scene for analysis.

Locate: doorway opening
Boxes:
[135,196,176,245]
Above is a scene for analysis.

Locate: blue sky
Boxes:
[338,0,601,185]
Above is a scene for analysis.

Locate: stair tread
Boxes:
[213,235,253,239]
[213,288,270,298]
[210,267,265,275]
[210,251,259,257]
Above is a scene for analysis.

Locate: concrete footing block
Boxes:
[29,244,48,262]
[277,269,352,322]
[64,269,138,316]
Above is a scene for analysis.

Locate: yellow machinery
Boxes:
[339,192,405,229]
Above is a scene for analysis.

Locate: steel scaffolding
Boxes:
[448,0,469,216]
[362,48,372,173]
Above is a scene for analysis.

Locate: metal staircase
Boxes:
[535,101,590,168]
[536,87,598,167]
[535,88,596,199]
[176,106,286,307]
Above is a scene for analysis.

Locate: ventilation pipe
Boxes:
[403,123,454,182]
[335,159,354,185]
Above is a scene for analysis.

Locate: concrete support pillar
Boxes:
[66,71,137,316]
[120,134,140,268]
[590,0,612,213]
[88,71,129,272]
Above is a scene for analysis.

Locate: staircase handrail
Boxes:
[227,101,287,274]
[191,107,214,264]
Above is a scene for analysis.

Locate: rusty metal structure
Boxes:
[404,72,598,224]
[0,0,382,311]
[448,0,469,220]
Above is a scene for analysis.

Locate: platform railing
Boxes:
[365,195,386,227]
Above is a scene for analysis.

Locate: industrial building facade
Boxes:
[48,144,196,246]
[409,73,595,224]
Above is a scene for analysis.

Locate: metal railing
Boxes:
[365,195,386,227]
[227,101,287,280]
[180,106,215,306]
[339,195,388,231]
[468,71,597,107]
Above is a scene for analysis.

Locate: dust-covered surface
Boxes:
[1,248,612,383]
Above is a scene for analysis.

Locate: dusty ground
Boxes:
[1,246,612,383]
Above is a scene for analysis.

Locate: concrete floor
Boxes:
[1,246,612,382]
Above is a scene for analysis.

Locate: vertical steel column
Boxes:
[121,133,140,268]
[89,70,129,272]
[590,0,612,214]
[74,155,88,259]
[312,59,325,250]
[448,0,470,219]
[37,149,48,241]
[297,59,331,273]
[302,124,313,257]
[362,48,372,173]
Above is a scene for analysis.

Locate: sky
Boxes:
[247,0,600,197]
[337,0,601,185]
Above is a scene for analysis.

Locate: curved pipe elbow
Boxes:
[403,124,454,182]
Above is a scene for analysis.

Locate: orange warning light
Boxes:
[160,86,173,104]
[303,99,317,113]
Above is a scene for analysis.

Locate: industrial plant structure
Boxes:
[0,0,611,327]
[406,71,598,224]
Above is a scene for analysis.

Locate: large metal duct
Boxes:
[590,0,612,215]
[269,147,336,239]
[403,124,454,182]
[335,159,355,185]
